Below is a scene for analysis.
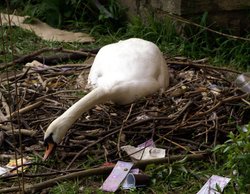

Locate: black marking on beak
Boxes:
[43,133,57,161]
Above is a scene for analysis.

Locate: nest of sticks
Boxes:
[0,49,249,191]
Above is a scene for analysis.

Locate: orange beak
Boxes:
[43,143,55,161]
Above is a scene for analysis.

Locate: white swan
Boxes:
[43,38,169,160]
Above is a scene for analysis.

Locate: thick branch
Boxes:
[0,153,206,193]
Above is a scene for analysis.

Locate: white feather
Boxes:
[44,38,169,144]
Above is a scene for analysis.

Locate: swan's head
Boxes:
[43,118,69,160]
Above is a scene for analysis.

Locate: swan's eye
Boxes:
[44,133,54,147]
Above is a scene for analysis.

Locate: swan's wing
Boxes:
[88,38,168,87]
[109,78,161,105]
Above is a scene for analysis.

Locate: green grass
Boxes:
[0,26,85,64]
[121,14,250,71]
[46,158,244,193]
[214,124,250,193]
[50,181,80,194]
[1,1,249,72]
[1,13,249,71]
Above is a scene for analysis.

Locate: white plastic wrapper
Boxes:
[197,175,231,194]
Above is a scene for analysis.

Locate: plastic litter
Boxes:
[197,175,231,194]
[0,157,31,176]
[122,173,150,189]
[235,74,250,93]
[100,161,133,192]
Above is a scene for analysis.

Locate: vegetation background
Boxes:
[1,0,250,71]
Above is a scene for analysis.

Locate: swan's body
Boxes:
[43,38,169,160]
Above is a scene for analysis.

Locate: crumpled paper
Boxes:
[121,139,166,161]
[24,60,49,72]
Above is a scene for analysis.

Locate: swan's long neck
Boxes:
[57,87,109,128]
